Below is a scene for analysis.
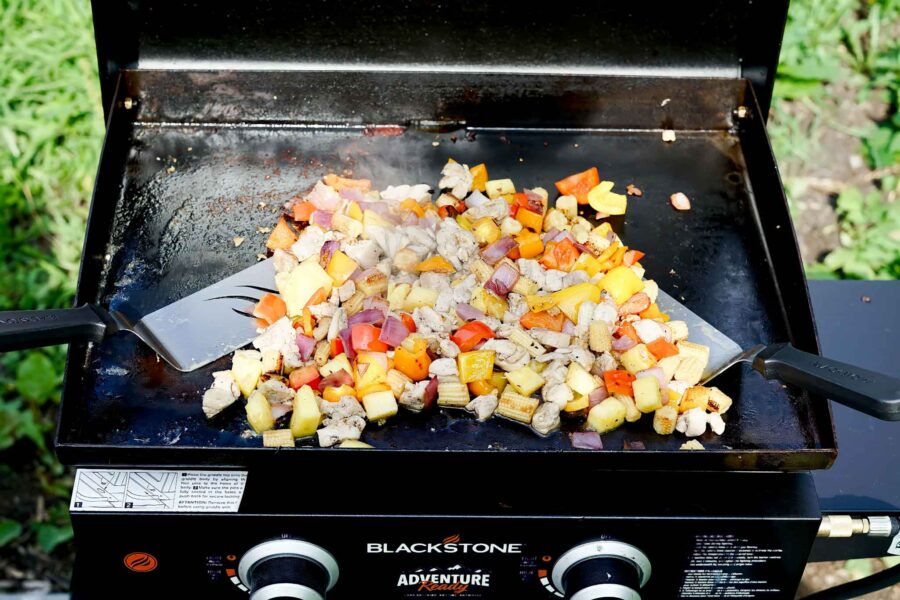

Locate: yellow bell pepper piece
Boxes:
[326,250,359,286]
[470,163,488,192]
[639,302,670,322]
[456,215,473,231]
[489,371,508,394]
[572,252,603,277]
[599,266,645,305]
[416,256,456,273]
[323,384,356,403]
[458,350,496,384]
[587,181,627,215]
[470,287,508,319]
[346,201,364,221]
[472,217,501,245]
[565,396,590,413]
[401,198,425,217]
[525,293,558,312]
[516,231,544,259]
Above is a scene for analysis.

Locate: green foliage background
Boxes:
[0,0,897,581]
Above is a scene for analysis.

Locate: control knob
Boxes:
[551,540,651,600]
[238,539,339,600]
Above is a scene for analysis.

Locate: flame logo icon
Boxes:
[442,534,461,545]
[124,552,158,572]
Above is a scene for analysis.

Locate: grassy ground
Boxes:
[0,0,897,592]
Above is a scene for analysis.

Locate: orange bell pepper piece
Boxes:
[515,207,544,232]
[519,310,566,332]
[292,201,316,222]
[468,379,496,396]
[394,339,432,381]
[266,216,298,251]
[603,370,636,396]
[555,167,600,205]
[469,164,488,192]
[615,323,640,343]
[517,231,544,259]
[324,173,371,191]
[647,338,679,359]
[351,324,388,352]
[252,293,287,326]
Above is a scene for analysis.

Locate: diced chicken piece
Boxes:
[542,383,574,409]
[516,259,546,289]
[317,416,366,447]
[343,239,382,269]
[429,358,459,377]
[465,197,509,222]
[481,339,530,372]
[336,280,356,302]
[257,379,294,405]
[413,306,451,335]
[563,270,590,288]
[307,180,341,210]
[707,412,726,435]
[531,402,561,435]
[399,380,430,412]
[439,161,474,199]
[202,371,241,418]
[419,272,451,292]
[253,317,296,355]
[592,352,618,375]
[500,217,523,237]
[272,249,299,274]
[541,360,568,385]
[308,301,337,319]
[466,392,499,421]
[367,226,409,259]
[633,319,665,344]
[381,183,432,203]
[436,220,478,270]
[530,328,572,349]
[679,407,708,437]
[568,346,595,370]
[393,248,420,273]
[289,225,326,262]
[451,274,478,304]
[592,301,618,327]
[543,270,567,292]
[320,395,366,421]
[506,293,529,319]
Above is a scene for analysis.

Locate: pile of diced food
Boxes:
[201,162,733,450]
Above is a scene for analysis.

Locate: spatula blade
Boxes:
[133,259,277,372]
[655,289,744,381]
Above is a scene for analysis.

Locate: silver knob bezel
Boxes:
[251,583,324,600]
[570,583,641,600]
[551,540,651,594]
[238,538,339,593]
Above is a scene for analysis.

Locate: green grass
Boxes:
[0,0,103,558]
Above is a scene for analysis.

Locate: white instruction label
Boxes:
[70,469,247,513]
[888,530,900,556]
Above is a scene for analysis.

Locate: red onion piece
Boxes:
[588,384,609,407]
[338,327,356,360]
[484,262,520,297]
[363,295,390,315]
[401,211,419,225]
[318,369,354,391]
[541,229,560,244]
[612,335,637,352]
[636,367,668,391]
[570,431,603,450]
[561,318,577,335]
[378,316,409,347]
[573,240,596,256]
[339,187,363,202]
[456,302,486,321]
[348,308,385,327]
[422,377,439,410]
[549,230,572,244]
[624,440,646,450]
[522,189,544,213]
[481,237,517,265]
[310,210,333,230]
[352,267,380,282]
[296,332,317,361]
[320,239,340,267]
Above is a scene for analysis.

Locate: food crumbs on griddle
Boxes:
[661,98,671,107]
[258,202,268,209]
[662,129,676,143]
[861,295,872,303]
[450,135,457,143]
[166,166,175,173]
[626,184,643,197]
[233,236,245,247]
[257,254,267,261]
[670,192,691,211]
[257,226,271,234]
[465,130,477,142]
[432,141,440,147]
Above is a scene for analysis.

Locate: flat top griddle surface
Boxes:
[58,121,833,469]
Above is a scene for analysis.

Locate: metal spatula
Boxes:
[0,259,276,372]
[655,289,900,421]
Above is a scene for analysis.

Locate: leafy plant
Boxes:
[0,518,23,548]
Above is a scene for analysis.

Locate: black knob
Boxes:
[551,540,650,600]
[238,539,339,600]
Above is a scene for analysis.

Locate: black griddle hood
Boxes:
[57,0,836,470]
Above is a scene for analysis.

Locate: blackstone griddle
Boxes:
[57,0,837,472]
[48,2,900,598]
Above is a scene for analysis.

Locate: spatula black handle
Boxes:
[0,305,109,352]
[753,343,900,421]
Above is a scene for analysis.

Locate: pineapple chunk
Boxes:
[512,276,539,296]
[290,385,321,438]
[667,320,690,341]
[587,397,626,434]
[553,283,601,323]
[363,209,391,228]
[556,195,578,219]
[320,353,353,378]
[707,387,733,414]
[614,393,642,422]
[437,376,470,407]
[355,357,387,389]
[565,362,598,396]
[599,266,644,305]
[387,282,412,310]
[633,376,663,413]
[619,344,657,374]
[677,340,711,364]
[679,386,711,413]
[653,405,678,435]
[458,350,496,384]
[246,390,275,433]
[485,178,516,199]
[656,355,682,380]
[362,390,399,421]
[564,396,590,413]
[506,365,546,396]
[472,217,501,245]
[356,270,388,297]
[263,429,295,448]
[232,350,263,398]
[404,286,439,311]
[386,369,412,398]
[496,388,540,423]
[338,439,374,448]
[589,321,612,353]
[276,260,334,316]
[260,348,282,374]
